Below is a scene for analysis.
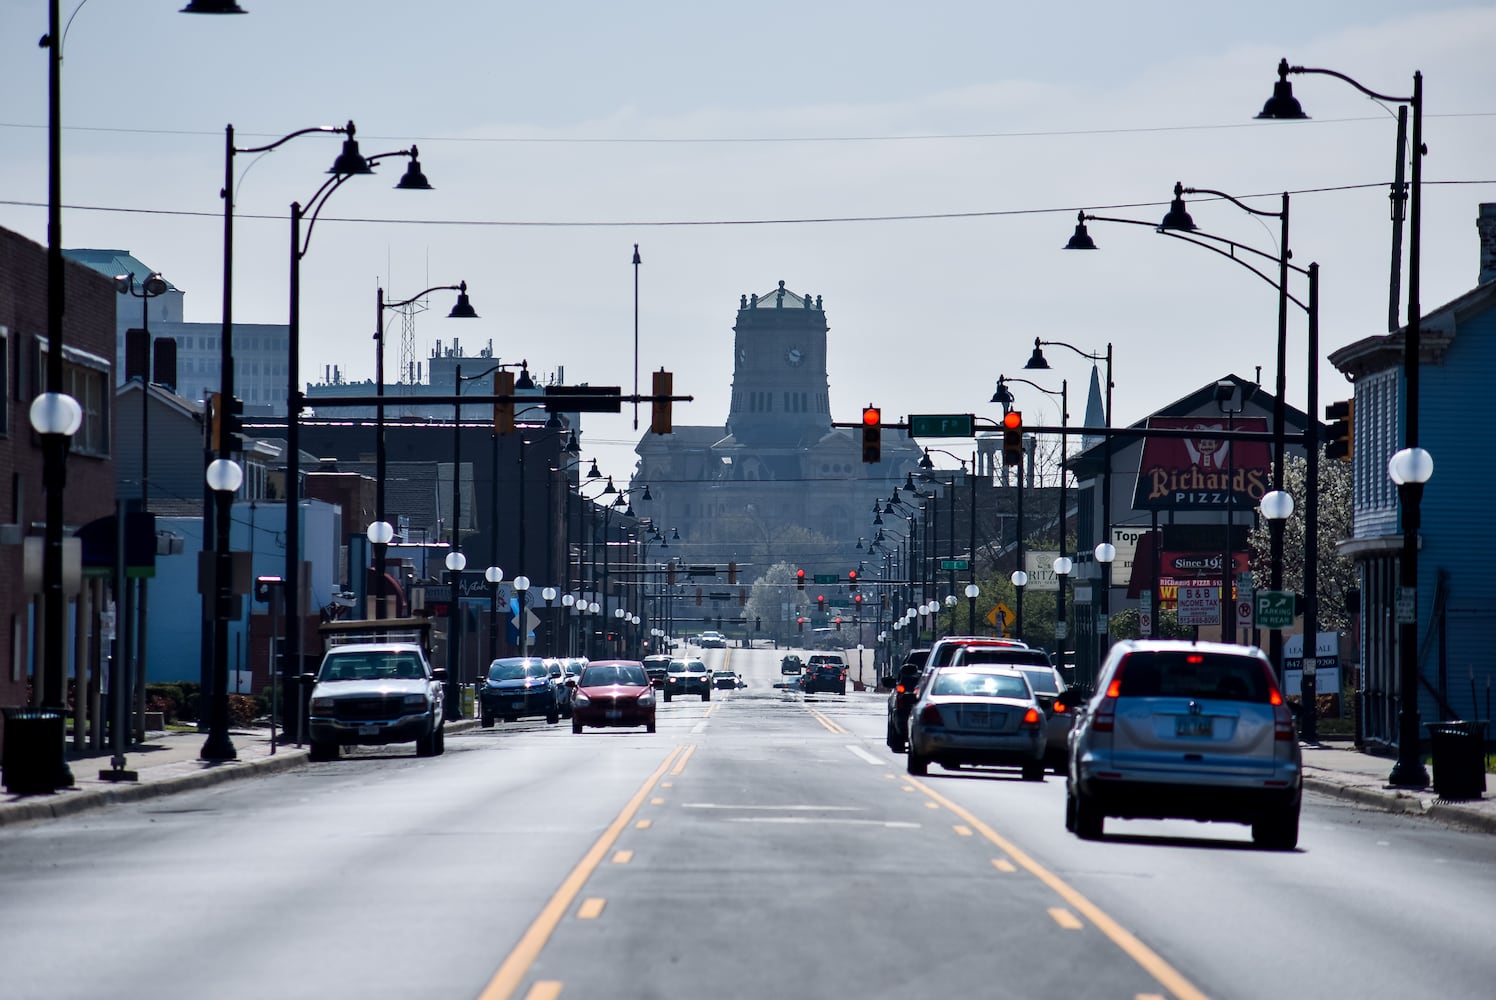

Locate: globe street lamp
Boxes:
[561,592,576,657]
[366,520,396,618]
[541,587,558,655]
[202,456,244,760]
[1010,570,1028,639]
[1387,447,1434,786]
[1094,543,1116,660]
[1052,556,1074,677]
[484,565,504,663]
[445,549,467,718]
[514,575,532,657]
[1259,489,1295,688]
[965,583,981,636]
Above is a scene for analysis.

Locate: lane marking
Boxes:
[661,782,673,788]
[477,745,684,1000]
[523,983,562,1000]
[809,710,849,735]
[691,721,708,734]
[883,773,898,780]
[1138,995,1167,1000]
[671,744,698,776]
[992,858,1017,873]
[726,817,921,828]
[611,850,633,865]
[1048,907,1084,930]
[635,819,652,830]
[682,803,864,811]
[846,745,884,766]
[577,898,606,920]
[953,825,973,837]
[650,797,665,805]
[907,779,1211,1000]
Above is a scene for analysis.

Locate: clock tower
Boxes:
[726,280,832,447]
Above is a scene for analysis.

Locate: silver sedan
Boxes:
[906,666,1047,780]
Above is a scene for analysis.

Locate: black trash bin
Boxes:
[2,707,69,795]
[1427,721,1488,800]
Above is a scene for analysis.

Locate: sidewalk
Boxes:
[4,725,1490,833]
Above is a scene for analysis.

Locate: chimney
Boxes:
[1480,203,1496,285]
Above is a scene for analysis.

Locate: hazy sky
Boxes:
[3,1,1493,486]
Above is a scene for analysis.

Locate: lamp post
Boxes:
[1259,489,1295,689]
[1025,338,1113,679]
[1052,556,1073,676]
[1388,447,1434,786]
[445,549,467,718]
[367,519,395,618]
[1011,570,1028,639]
[484,565,504,663]
[1256,57,1426,786]
[999,375,1068,652]
[965,583,980,636]
[202,455,244,760]
[515,576,532,657]
[588,602,601,658]
[541,587,558,655]
[1094,543,1115,658]
[561,593,576,657]
[375,282,476,618]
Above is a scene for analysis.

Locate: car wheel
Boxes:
[481,709,494,728]
[308,739,338,762]
[838,685,846,695]
[547,710,560,725]
[906,749,929,776]
[1252,805,1300,851]
[1074,787,1104,840]
[703,690,711,701]
[572,717,583,734]
[433,725,445,756]
[664,692,672,702]
[646,719,656,734]
[1064,787,1078,832]
[1021,761,1045,782]
[415,731,436,757]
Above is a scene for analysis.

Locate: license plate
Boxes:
[1176,716,1214,737]
[512,700,526,710]
[606,710,623,720]
[358,725,379,736]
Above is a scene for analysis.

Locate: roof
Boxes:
[62,249,180,292]
[739,280,823,312]
[1328,279,1495,378]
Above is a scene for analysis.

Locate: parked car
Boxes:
[642,655,674,689]
[712,669,739,690]
[884,648,931,753]
[906,665,1046,779]
[480,657,561,727]
[665,658,712,701]
[1066,640,1302,849]
[802,653,848,695]
[305,642,447,761]
[948,646,1069,772]
[570,660,656,733]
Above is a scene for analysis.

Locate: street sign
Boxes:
[1177,585,1220,627]
[1255,590,1295,629]
[908,413,975,438]
[989,602,1014,628]
[938,558,969,571]
[812,574,839,584]
[511,609,541,633]
[1395,586,1417,625]
[543,385,622,412]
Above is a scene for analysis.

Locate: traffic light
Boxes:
[861,405,881,464]
[835,616,842,631]
[1325,399,1354,461]
[817,595,826,612]
[847,569,858,591]
[651,368,673,434]
[797,617,805,633]
[796,568,805,591]
[209,392,244,453]
[755,616,761,631]
[1002,410,1023,467]
[728,561,738,584]
[494,369,516,434]
[854,593,863,606]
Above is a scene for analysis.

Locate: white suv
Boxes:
[1066,640,1302,849]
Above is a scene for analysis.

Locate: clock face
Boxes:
[784,346,803,367]
[738,346,748,365]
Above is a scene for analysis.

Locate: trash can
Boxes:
[2,707,69,795]
[1426,721,1488,800]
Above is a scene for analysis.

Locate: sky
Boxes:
[3,1,1494,486]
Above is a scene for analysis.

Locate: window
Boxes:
[66,362,110,457]
[0,325,9,436]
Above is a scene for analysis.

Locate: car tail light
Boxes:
[1092,659,1125,733]
[918,704,943,726]
[1019,707,1042,729]
[896,683,907,694]
[1258,660,1294,741]
[1052,699,1069,714]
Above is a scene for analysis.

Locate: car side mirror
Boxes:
[565,678,578,688]
[431,667,449,682]
[300,672,319,686]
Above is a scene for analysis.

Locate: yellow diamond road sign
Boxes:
[986,602,1015,628]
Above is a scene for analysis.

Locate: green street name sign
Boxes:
[908,413,975,438]
[1255,590,1296,629]
[812,574,839,585]
[939,559,970,570]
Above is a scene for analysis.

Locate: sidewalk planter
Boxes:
[1,708,70,795]
[1427,721,1488,800]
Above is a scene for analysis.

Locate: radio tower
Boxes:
[394,295,428,417]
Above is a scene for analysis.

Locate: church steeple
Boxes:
[727,281,831,447]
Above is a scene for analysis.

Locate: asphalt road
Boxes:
[2,642,1493,1000]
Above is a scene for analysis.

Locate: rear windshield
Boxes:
[1017,667,1059,695]
[931,640,1025,666]
[581,664,647,686]
[954,648,1052,669]
[931,670,1032,700]
[1115,650,1272,702]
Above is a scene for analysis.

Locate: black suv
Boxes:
[801,655,848,695]
[642,655,673,690]
[884,648,931,753]
[665,658,711,701]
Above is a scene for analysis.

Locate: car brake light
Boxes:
[1273,700,1295,741]
[1094,659,1124,732]
[896,684,907,694]
[1105,678,1122,698]
[1052,700,1068,713]
[1020,707,1041,729]
[918,704,942,726]
[1186,653,1205,664]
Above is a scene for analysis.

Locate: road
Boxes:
[2,643,1493,1000]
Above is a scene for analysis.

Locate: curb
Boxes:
[1303,772,1496,835]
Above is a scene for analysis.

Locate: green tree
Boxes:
[1248,452,1355,631]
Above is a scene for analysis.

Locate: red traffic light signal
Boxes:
[861,405,882,463]
[796,568,806,591]
[817,595,825,610]
[1002,410,1023,467]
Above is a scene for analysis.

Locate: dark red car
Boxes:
[570,660,657,734]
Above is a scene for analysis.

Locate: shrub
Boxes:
[227,694,259,728]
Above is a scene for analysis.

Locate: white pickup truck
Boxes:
[304,620,448,761]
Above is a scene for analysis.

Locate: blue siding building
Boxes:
[1330,203,1496,746]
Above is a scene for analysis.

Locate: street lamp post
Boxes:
[1260,489,1295,689]
[561,593,576,657]
[1052,557,1073,678]
[1094,543,1115,659]
[965,583,980,636]
[515,576,532,657]
[1256,57,1427,787]
[485,565,504,663]
[1011,570,1028,639]
[202,456,244,760]
[999,375,1068,653]
[1388,447,1434,786]
[445,550,467,718]
[541,587,558,655]
[367,520,395,618]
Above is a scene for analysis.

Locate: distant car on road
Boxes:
[570,660,656,734]
[665,658,712,701]
[480,657,561,727]
[948,646,1069,772]
[698,631,728,649]
[802,654,848,695]
[780,655,804,675]
[712,669,739,690]
[1066,640,1302,849]
[642,655,674,689]
[305,642,447,761]
[885,648,931,753]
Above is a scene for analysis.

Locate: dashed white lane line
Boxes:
[846,745,884,766]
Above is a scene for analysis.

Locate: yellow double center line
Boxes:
[477,744,687,1000]
[809,709,848,735]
